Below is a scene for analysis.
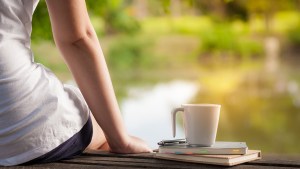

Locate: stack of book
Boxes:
[155,140,261,166]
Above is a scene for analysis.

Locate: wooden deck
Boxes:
[2,152,300,169]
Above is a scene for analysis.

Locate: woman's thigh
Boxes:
[85,113,109,151]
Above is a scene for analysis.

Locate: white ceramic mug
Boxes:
[172,104,221,146]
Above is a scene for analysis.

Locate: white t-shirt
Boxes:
[0,0,90,166]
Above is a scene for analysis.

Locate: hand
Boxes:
[109,136,152,154]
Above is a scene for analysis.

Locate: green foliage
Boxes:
[31,1,52,41]
[107,36,154,72]
[106,11,140,34]
[86,0,140,35]
[287,22,300,46]
[141,16,213,36]
[199,23,263,59]
[244,0,296,15]
[31,0,140,41]
[160,0,171,14]
[273,11,300,34]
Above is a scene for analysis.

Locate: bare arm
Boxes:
[45,0,151,153]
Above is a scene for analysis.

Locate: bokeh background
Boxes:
[32,0,300,154]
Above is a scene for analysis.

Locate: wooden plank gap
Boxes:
[242,162,300,168]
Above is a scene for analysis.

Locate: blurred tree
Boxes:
[132,0,148,19]
[170,0,182,17]
[194,0,227,20]
[85,0,140,35]
[145,0,194,17]
[237,0,296,33]
[199,23,263,60]
[191,0,297,28]
[31,0,300,39]
[32,0,140,41]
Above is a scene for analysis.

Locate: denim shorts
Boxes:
[24,116,93,165]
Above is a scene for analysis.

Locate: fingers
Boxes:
[125,136,152,153]
[109,136,152,154]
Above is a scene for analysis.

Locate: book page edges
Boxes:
[155,150,261,166]
[228,150,261,166]
[155,154,228,166]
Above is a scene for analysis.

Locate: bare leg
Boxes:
[85,113,110,151]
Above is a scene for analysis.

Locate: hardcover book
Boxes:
[85,148,261,166]
[155,150,261,166]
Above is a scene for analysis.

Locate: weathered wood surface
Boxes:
[2,152,300,169]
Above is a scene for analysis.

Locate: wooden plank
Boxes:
[1,162,135,169]
[1,163,294,169]
[1,153,300,169]
[246,154,300,168]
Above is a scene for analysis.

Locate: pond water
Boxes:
[117,66,300,154]
[121,80,198,149]
[67,63,300,154]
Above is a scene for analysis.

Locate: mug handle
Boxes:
[171,107,184,137]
